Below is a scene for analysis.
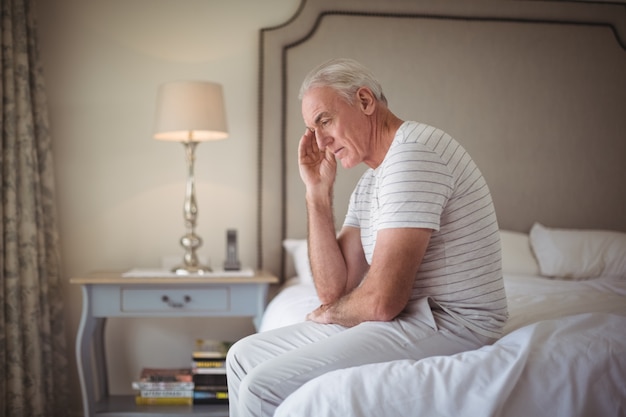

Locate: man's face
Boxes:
[301,86,370,169]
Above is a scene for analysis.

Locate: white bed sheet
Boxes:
[260,274,626,334]
[275,312,626,417]
[260,274,626,416]
[259,279,320,332]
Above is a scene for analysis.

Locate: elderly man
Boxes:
[226,58,508,417]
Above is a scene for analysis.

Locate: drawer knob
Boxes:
[161,295,191,308]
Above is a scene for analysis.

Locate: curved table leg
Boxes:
[93,316,108,400]
[76,285,107,417]
[253,284,269,331]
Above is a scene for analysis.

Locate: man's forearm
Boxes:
[306,192,349,304]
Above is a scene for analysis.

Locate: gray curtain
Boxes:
[0,0,69,416]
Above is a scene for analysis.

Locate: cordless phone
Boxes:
[224,229,241,271]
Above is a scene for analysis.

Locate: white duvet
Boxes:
[260,274,626,417]
[275,312,626,417]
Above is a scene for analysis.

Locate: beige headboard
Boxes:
[258,0,626,280]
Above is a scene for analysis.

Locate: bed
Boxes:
[255,0,626,415]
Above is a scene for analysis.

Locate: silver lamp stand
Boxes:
[153,80,228,274]
[173,140,211,274]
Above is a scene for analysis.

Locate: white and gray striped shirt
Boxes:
[344,121,508,339]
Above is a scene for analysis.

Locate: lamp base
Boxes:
[173,231,210,275]
[172,264,213,275]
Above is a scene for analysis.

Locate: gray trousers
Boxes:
[226,298,493,417]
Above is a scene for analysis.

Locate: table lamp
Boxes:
[153,81,228,274]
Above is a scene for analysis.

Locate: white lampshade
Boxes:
[153,80,228,142]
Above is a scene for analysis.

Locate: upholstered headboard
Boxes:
[258,0,626,281]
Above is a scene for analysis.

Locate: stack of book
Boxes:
[132,367,194,406]
[192,339,232,404]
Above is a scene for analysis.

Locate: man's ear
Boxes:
[356,87,376,115]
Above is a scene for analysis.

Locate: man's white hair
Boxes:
[299,58,388,105]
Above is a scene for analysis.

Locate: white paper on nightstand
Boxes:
[121,267,255,278]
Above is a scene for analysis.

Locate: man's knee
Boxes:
[227,334,257,378]
[238,366,283,417]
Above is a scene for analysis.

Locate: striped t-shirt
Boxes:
[344,121,508,338]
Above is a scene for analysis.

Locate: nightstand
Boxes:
[70,270,279,417]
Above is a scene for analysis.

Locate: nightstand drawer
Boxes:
[121,287,229,312]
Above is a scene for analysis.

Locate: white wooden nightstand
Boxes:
[70,270,279,417]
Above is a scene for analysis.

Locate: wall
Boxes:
[35,0,301,414]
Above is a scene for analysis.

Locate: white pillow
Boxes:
[283,239,313,284]
[529,222,626,279]
[499,230,540,276]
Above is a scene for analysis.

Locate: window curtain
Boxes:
[1,0,69,416]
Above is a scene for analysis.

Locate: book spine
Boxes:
[192,352,226,359]
[193,373,227,385]
[193,339,234,359]
[139,367,193,382]
[193,390,229,405]
[139,390,193,398]
[192,367,226,374]
[193,398,229,404]
[132,381,194,390]
[192,359,227,368]
[193,391,229,400]
[135,396,193,405]
[194,385,228,392]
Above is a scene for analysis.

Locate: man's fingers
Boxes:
[299,129,321,159]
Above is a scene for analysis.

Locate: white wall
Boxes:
[35,0,301,414]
